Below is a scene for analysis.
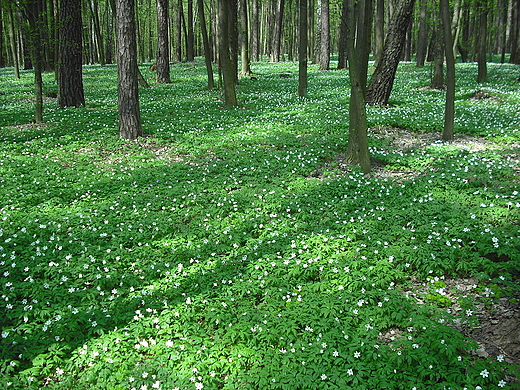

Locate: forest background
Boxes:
[1,0,520,389]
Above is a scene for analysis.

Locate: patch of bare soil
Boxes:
[137,137,185,163]
[405,277,520,367]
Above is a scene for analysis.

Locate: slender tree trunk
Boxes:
[430,22,445,89]
[374,0,384,67]
[116,0,143,139]
[176,0,183,61]
[218,0,238,106]
[476,0,488,82]
[186,0,195,61]
[26,0,44,123]
[298,0,308,97]
[8,5,20,78]
[318,0,330,70]
[239,0,251,75]
[58,0,85,107]
[440,0,455,141]
[250,0,259,61]
[156,0,171,83]
[337,0,348,69]
[366,0,416,106]
[511,0,520,64]
[90,0,106,65]
[345,0,372,174]
[198,0,215,88]
[271,0,285,61]
[416,0,427,66]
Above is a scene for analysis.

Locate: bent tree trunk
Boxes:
[366,0,416,106]
[116,0,143,139]
[58,0,85,107]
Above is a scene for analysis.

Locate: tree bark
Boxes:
[345,0,371,174]
[58,0,85,107]
[476,0,488,82]
[440,0,455,142]
[89,0,106,65]
[271,0,285,61]
[8,4,21,78]
[298,0,308,97]
[198,0,215,89]
[416,0,428,66]
[116,0,143,139]
[218,0,238,106]
[186,0,195,61]
[26,0,45,123]
[318,0,330,70]
[250,0,259,61]
[337,0,348,69]
[239,0,251,76]
[430,23,445,89]
[156,0,171,83]
[373,0,384,67]
[366,0,416,106]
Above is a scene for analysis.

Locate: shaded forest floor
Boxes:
[0,60,519,389]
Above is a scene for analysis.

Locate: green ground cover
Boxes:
[0,60,519,389]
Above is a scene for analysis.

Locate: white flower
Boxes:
[479,369,489,378]
[321,374,327,380]
[354,351,361,358]
[498,380,506,387]
[195,383,204,390]
[165,340,174,347]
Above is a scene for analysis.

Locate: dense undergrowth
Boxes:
[0,59,519,389]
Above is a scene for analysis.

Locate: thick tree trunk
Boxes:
[440,0,455,142]
[156,0,171,83]
[337,0,348,69]
[116,0,143,139]
[366,0,416,106]
[318,0,330,70]
[510,0,519,64]
[218,0,238,106]
[198,0,214,89]
[345,0,372,174]
[250,0,259,61]
[58,0,85,107]
[298,0,308,97]
[26,0,44,123]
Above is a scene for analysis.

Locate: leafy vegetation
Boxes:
[0,60,519,389]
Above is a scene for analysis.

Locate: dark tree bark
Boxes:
[416,0,428,66]
[186,0,195,61]
[250,0,259,62]
[511,0,520,64]
[58,0,85,108]
[176,0,183,61]
[156,0,171,83]
[89,0,106,65]
[337,0,348,69]
[7,4,21,78]
[298,0,308,97]
[116,0,143,139]
[0,7,5,68]
[239,0,251,76]
[25,0,45,123]
[373,0,384,67]
[197,0,215,89]
[476,0,487,82]
[345,0,372,174]
[271,0,285,62]
[366,0,416,106]
[430,22,445,90]
[318,0,330,70]
[440,0,455,141]
[218,0,238,106]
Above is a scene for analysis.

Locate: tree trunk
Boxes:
[366,0,416,106]
[58,0,85,107]
[89,0,106,65]
[416,0,428,66]
[512,0,520,64]
[430,22,445,89]
[271,0,285,61]
[239,0,251,76]
[476,0,487,82]
[116,0,143,139]
[440,0,455,142]
[198,0,215,89]
[250,0,259,61]
[298,0,308,97]
[218,0,238,106]
[345,0,371,174]
[337,0,348,69]
[26,0,45,123]
[156,0,171,83]
[186,0,195,61]
[176,0,183,61]
[374,0,384,67]
[318,0,330,70]
[8,4,20,78]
